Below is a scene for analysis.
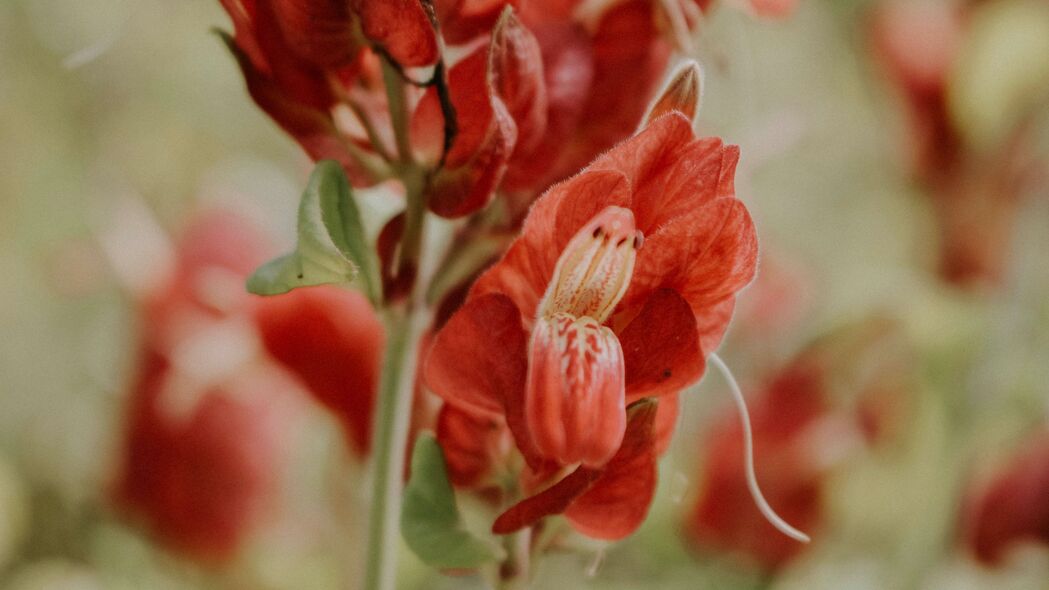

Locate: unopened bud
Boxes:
[642,61,703,128]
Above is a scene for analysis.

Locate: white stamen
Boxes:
[708,353,812,544]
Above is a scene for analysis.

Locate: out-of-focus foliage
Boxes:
[1,0,1047,589]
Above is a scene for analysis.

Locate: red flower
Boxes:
[113,210,297,563]
[113,210,392,560]
[685,360,830,570]
[425,112,756,539]
[255,286,385,457]
[963,432,1049,565]
[113,348,297,564]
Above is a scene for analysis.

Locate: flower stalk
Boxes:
[363,304,424,590]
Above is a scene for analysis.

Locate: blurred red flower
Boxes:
[963,432,1049,565]
[112,210,390,562]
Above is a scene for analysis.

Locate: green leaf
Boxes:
[401,434,506,569]
[246,161,379,301]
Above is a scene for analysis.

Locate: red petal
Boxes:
[526,314,626,468]
[412,48,519,218]
[424,293,528,421]
[222,35,378,186]
[219,0,265,69]
[624,197,758,352]
[492,399,657,537]
[436,404,512,489]
[471,169,631,321]
[552,0,670,180]
[619,288,703,400]
[353,0,438,67]
[492,463,600,535]
[269,0,360,68]
[438,0,517,45]
[501,22,594,193]
[490,9,548,155]
[254,286,384,456]
[113,348,294,564]
[965,434,1049,564]
[563,399,659,540]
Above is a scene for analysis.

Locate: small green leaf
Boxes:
[401,434,506,569]
[246,161,379,300]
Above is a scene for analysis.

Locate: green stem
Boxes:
[382,56,413,164]
[363,305,423,590]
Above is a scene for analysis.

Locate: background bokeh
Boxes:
[2,0,1048,588]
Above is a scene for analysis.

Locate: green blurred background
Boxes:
[1,0,1048,588]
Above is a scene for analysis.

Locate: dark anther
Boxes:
[592,226,603,238]
[616,237,628,247]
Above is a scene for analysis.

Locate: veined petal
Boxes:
[425,293,528,420]
[624,197,758,340]
[539,206,640,322]
[526,313,626,468]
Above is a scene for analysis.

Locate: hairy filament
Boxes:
[708,353,812,544]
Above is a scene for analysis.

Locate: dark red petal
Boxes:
[492,399,657,537]
[490,9,548,155]
[254,286,384,456]
[252,1,338,110]
[376,213,415,303]
[471,169,631,320]
[222,35,377,186]
[492,464,599,535]
[619,288,703,400]
[438,0,517,45]
[436,404,512,489]
[563,399,659,540]
[424,293,528,420]
[269,0,360,68]
[412,48,519,218]
[551,0,670,180]
[427,99,517,217]
[501,22,594,193]
[353,0,438,67]
[219,0,266,69]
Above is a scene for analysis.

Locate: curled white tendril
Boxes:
[708,353,812,544]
